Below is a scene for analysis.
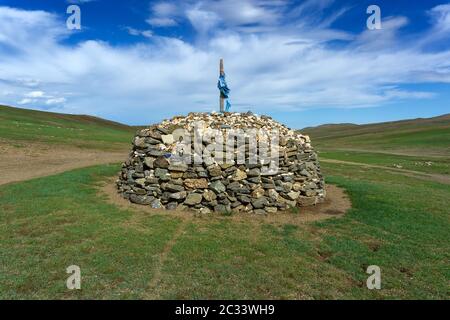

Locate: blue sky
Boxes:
[0,0,449,128]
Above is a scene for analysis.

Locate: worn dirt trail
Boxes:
[321,158,450,184]
[0,141,127,186]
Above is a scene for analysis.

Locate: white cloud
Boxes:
[24,90,45,98]
[146,17,178,27]
[45,97,66,105]
[18,98,33,105]
[1,3,450,124]
[125,27,153,38]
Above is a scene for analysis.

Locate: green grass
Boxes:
[319,150,450,175]
[0,105,136,150]
[0,163,448,299]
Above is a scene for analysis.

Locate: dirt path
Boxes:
[0,141,127,186]
[144,220,187,299]
[321,158,450,184]
[321,147,449,158]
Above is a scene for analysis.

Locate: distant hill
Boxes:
[301,114,450,156]
[0,105,137,150]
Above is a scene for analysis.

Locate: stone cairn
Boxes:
[116,112,325,214]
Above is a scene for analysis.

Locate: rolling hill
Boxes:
[0,105,138,150]
[301,114,450,156]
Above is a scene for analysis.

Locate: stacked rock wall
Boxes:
[116,112,325,214]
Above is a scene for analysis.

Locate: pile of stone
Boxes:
[116,112,325,214]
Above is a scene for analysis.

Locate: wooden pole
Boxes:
[219,58,224,113]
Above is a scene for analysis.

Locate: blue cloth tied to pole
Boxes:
[218,73,231,112]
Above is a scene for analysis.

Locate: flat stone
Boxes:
[247,177,261,183]
[210,180,226,194]
[161,134,175,144]
[207,164,222,177]
[251,187,265,199]
[299,169,311,177]
[267,189,279,201]
[292,182,303,192]
[146,177,159,184]
[154,156,169,169]
[148,149,165,157]
[135,178,146,187]
[170,171,184,179]
[144,157,155,169]
[151,199,162,209]
[254,209,266,215]
[203,189,217,202]
[251,197,268,209]
[247,168,260,177]
[168,163,188,172]
[165,183,185,192]
[237,195,251,204]
[184,178,208,189]
[170,191,187,200]
[305,182,317,190]
[265,207,278,213]
[227,181,242,192]
[184,193,203,205]
[214,204,231,214]
[130,194,153,205]
[154,168,169,179]
[166,202,178,210]
[148,130,162,140]
[232,169,247,181]
[134,137,148,148]
[145,137,161,145]
[199,207,211,214]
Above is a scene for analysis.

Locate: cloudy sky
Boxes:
[0,0,449,127]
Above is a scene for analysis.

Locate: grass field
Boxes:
[0,107,449,299]
[0,105,136,150]
[0,161,448,299]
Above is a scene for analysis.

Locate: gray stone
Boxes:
[168,163,188,172]
[237,195,251,204]
[151,199,162,209]
[305,182,317,190]
[170,191,187,200]
[203,189,217,202]
[265,207,278,213]
[214,204,231,214]
[247,168,260,177]
[166,202,178,210]
[184,193,203,205]
[210,180,226,194]
[130,194,153,205]
[299,169,311,177]
[154,168,169,179]
[252,197,269,209]
[254,209,266,215]
[144,157,155,169]
[165,183,185,192]
[207,164,222,177]
[154,156,169,169]
[134,137,148,148]
[227,181,242,192]
[148,149,165,157]
[145,137,161,145]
